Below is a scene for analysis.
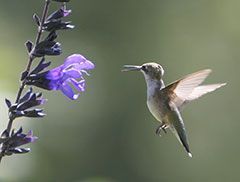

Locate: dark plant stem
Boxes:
[16,0,50,104]
[0,0,51,163]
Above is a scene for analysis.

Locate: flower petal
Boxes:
[78,60,95,70]
[64,54,95,70]
[64,68,82,78]
[70,79,85,92]
[64,54,85,65]
[59,83,78,100]
[46,66,63,80]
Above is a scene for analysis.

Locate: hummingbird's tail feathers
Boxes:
[185,83,226,102]
[170,125,192,158]
[168,108,192,158]
[178,131,192,157]
[188,152,193,158]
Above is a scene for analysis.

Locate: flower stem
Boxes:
[16,0,50,103]
[0,154,3,163]
[0,0,51,163]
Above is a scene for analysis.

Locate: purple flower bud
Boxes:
[31,57,51,75]
[33,40,62,57]
[43,19,74,32]
[4,128,38,153]
[27,54,95,100]
[63,9,71,17]
[1,128,36,155]
[47,8,72,21]
[8,88,46,119]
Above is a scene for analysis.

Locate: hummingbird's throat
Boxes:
[145,78,164,97]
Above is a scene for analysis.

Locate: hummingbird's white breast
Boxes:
[145,78,166,123]
[147,96,162,122]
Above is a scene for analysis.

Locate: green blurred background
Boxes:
[0,0,238,181]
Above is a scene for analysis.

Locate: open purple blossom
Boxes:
[27,54,95,100]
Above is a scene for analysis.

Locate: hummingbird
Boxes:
[122,63,226,157]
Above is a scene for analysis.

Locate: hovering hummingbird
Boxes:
[122,63,226,157]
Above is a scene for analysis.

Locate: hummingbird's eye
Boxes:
[142,66,147,72]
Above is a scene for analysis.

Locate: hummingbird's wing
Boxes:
[167,106,192,157]
[184,83,226,104]
[162,69,223,109]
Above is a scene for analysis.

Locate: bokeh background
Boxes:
[0,0,238,181]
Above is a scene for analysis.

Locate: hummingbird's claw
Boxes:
[156,127,162,136]
[163,127,167,134]
[155,124,167,136]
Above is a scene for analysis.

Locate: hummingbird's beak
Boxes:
[122,65,142,72]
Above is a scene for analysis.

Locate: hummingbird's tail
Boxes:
[168,108,192,158]
[170,125,192,158]
[177,130,192,158]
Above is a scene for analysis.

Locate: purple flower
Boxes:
[27,54,95,100]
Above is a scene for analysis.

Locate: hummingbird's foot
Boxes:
[162,127,167,134]
[155,124,167,136]
[155,127,161,136]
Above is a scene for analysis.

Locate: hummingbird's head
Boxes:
[122,62,164,81]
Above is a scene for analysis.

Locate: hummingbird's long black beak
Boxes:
[122,65,142,72]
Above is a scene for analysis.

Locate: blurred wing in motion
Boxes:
[184,83,226,103]
[163,69,212,106]
[162,69,225,109]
